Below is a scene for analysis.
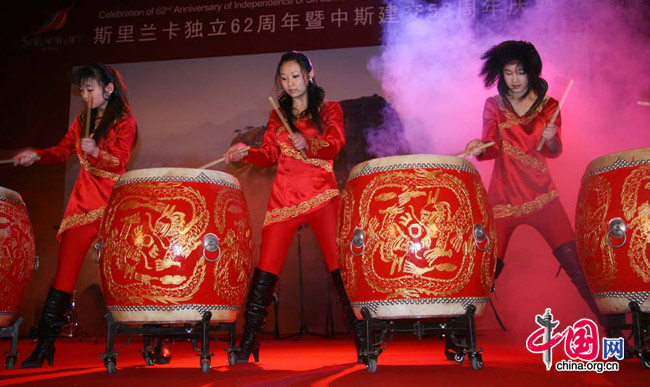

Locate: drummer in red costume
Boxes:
[463,41,605,326]
[225,51,363,363]
[12,64,143,368]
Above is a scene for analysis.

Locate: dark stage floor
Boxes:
[0,329,645,386]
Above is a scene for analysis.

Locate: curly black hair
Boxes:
[480,40,546,99]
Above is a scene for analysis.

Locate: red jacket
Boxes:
[243,100,345,227]
[478,95,562,219]
[36,114,137,239]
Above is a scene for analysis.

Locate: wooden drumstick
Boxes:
[456,141,495,158]
[85,94,93,138]
[1,155,41,165]
[537,79,574,151]
[199,146,251,169]
[268,96,308,158]
[638,101,650,107]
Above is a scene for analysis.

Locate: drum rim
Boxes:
[118,167,241,188]
[0,186,24,205]
[584,146,650,176]
[347,154,478,180]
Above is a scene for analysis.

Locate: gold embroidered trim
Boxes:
[309,138,330,155]
[497,95,549,130]
[279,143,333,172]
[79,156,121,181]
[264,189,339,226]
[502,141,547,173]
[58,206,105,237]
[493,190,558,219]
[97,149,120,168]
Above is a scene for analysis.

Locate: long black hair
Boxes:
[73,63,131,142]
[480,40,546,100]
[274,51,326,133]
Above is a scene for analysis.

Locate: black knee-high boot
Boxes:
[553,241,607,328]
[21,286,71,368]
[235,268,278,363]
[331,269,365,362]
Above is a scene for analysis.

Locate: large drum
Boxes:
[575,147,650,314]
[0,187,36,326]
[338,155,497,319]
[97,168,255,323]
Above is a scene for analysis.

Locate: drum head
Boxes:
[118,167,241,189]
[584,147,650,177]
[347,154,478,181]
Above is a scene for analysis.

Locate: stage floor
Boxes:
[0,329,644,386]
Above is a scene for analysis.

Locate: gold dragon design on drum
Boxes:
[350,169,476,298]
[474,177,498,293]
[621,166,650,283]
[102,182,209,304]
[213,189,255,302]
[0,193,36,325]
[576,175,617,290]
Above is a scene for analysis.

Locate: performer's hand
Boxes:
[290,133,307,151]
[13,150,38,166]
[81,138,99,157]
[464,139,485,157]
[542,123,558,141]
[224,143,249,163]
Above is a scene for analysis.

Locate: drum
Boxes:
[97,168,255,323]
[575,147,650,314]
[338,155,497,319]
[0,187,36,326]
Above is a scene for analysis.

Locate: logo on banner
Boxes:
[525,308,622,372]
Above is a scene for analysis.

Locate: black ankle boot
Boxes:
[553,241,607,327]
[21,287,71,368]
[491,258,505,293]
[235,268,278,364]
[331,269,365,362]
[494,258,505,280]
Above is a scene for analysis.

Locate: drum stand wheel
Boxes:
[358,304,484,373]
[100,311,237,374]
[1,317,23,369]
[605,301,650,369]
[629,301,650,369]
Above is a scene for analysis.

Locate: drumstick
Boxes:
[536,79,574,151]
[268,96,308,158]
[199,146,251,169]
[638,101,650,107]
[456,141,495,158]
[0,155,41,165]
[85,94,93,138]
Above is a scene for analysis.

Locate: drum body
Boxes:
[575,147,650,314]
[98,168,255,323]
[338,155,497,319]
[0,187,36,326]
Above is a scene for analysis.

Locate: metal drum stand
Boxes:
[100,311,237,374]
[358,304,484,373]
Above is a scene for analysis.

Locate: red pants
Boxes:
[53,222,99,293]
[257,199,339,275]
[496,198,574,260]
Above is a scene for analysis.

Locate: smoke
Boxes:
[369,0,650,329]
[370,0,650,162]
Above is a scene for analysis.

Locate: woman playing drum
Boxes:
[225,51,363,363]
[12,64,141,368]
[463,41,605,326]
